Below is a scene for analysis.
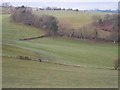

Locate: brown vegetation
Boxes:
[11,6,119,42]
[11,6,58,35]
[113,59,119,70]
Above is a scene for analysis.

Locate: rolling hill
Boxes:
[2,13,118,88]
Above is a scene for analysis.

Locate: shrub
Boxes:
[113,59,119,70]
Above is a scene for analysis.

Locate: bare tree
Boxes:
[1,2,10,7]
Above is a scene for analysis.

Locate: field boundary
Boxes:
[3,55,115,70]
[2,55,80,67]
[19,34,48,41]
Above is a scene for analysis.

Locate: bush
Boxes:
[113,59,119,70]
[79,25,98,39]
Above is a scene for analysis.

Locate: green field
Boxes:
[33,10,92,28]
[3,57,118,88]
[33,10,111,28]
[33,10,113,40]
[2,14,118,88]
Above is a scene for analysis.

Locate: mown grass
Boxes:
[12,37,117,68]
[3,57,118,88]
[2,14,118,88]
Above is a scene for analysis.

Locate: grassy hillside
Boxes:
[3,57,118,88]
[34,11,91,28]
[33,10,110,29]
[2,14,118,88]
[33,10,113,40]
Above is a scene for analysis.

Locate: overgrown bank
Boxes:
[11,6,58,36]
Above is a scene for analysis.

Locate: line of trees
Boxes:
[57,23,98,40]
[57,14,119,42]
[38,7,79,12]
[11,6,58,35]
[37,7,118,13]
[11,6,119,42]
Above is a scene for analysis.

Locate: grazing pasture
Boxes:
[3,57,118,88]
[2,14,118,88]
[33,10,111,28]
